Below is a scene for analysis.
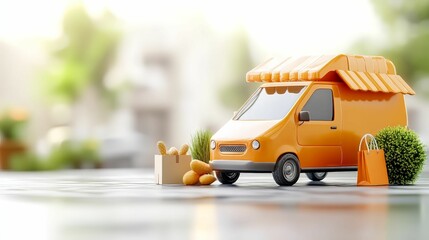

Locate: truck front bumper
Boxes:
[210,160,275,173]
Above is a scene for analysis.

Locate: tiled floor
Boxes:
[0,169,428,240]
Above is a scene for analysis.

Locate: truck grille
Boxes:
[219,145,246,153]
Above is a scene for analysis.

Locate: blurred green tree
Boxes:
[42,4,121,106]
[218,29,258,110]
[355,0,429,89]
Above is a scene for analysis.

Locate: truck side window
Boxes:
[302,89,333,121]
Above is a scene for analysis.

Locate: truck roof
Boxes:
[246,54,415,95]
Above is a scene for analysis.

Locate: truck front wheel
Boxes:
[273,154,301,186]
[215,171,240,184]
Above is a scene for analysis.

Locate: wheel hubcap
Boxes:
[314,172,325,178]
[282,161,296,181]
[226,172,237,179]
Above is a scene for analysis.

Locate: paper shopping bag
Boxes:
[357,149,389,186]
[357,134,389,186]
[154,155,191,184]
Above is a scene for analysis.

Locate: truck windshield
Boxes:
[235,86,306,121]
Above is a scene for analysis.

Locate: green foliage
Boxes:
[0,111,27,141]
[190,130,213,163]
[375,126,427,185]
[372,0,429,25]
[8,140,101,171]
[218,29,257,110]
[9,153,41,171]
[352,0,429,90]
[42,4,121,106]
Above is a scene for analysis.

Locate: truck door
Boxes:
[296,85,342,168]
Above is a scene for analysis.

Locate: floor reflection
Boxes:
[212,200,389,240]
[0,170,427,240]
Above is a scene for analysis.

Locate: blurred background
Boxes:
[0,0,428,170]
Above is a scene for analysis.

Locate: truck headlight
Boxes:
[252,140,260,150]
[210,140,216,150]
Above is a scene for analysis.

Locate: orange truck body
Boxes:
[210,54,415,184]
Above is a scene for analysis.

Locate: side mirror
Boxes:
[298,111,310,121]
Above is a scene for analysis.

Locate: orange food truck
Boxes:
[210,54,415,186]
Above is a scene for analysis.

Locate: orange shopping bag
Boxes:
[357,134,389,186]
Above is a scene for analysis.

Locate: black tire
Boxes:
[306,172,327,181]
[272,154,301,186]
[215,171,240,184]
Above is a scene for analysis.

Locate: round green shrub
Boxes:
[375,126,427,185]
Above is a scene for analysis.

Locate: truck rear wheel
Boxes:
[215,171,240,184]
[272,154,301,186]
[306,172,327,181]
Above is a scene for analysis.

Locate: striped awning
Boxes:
[246,54,415,95]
